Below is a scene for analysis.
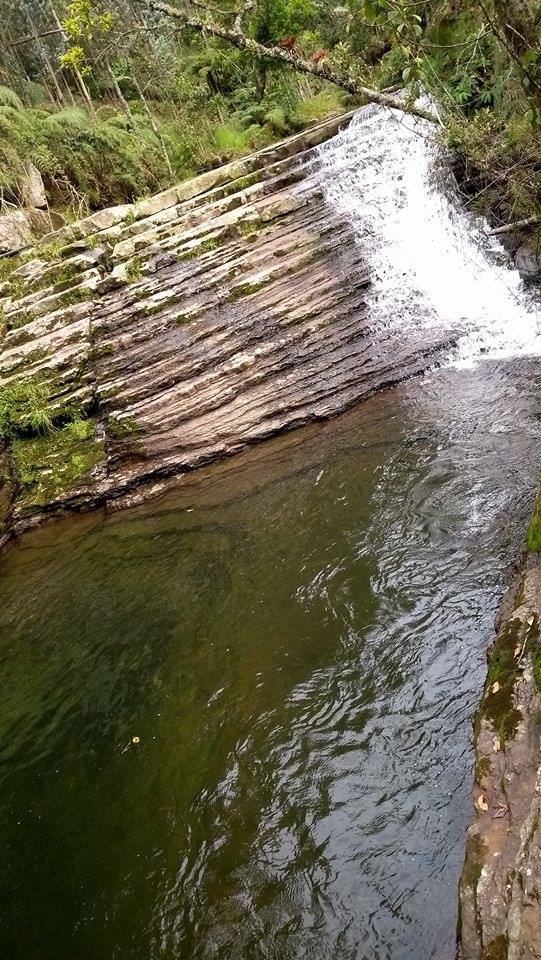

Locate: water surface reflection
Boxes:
[0,361,539,960]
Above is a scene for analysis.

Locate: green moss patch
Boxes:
[482,615,524,745]
[106,415,142,440]
[462,832,486,890]
[229,171,261,193]
[228,275,272,301]
[125,256,143,283]
[527,488,541,551]
[34,239,70,263]
[0,253,24,284]
[532,643,541,693]
[12,418,104,511]
[475,755,491,783]
[481,603,540,744]
[176,232,229,262]
[106,414,144,458]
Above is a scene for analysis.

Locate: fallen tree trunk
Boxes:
[488,215,540,236]
[142,0,439,125]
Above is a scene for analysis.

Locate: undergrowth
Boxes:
[0,74,345,217]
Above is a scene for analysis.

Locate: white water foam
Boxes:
[311,104,540,367]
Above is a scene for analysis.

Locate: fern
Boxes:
[0,86,23,110]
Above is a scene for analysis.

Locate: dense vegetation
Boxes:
[0,0,539,225]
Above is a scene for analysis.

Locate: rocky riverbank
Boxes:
[0,110,454,546]
[459,554,541,960]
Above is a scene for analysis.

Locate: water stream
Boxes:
[0,110,540,960]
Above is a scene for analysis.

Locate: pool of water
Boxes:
[1,358,539,960]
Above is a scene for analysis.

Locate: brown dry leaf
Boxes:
[514,645,521,658]
[476,794,489,812]
[492,737,501,753]
[492,803,508,819]
[491,681,500,694]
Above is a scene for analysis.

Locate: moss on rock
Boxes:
[482,614,524,745]
[526,489,541,551]
[12,418,104,512]
[483,934,508,960]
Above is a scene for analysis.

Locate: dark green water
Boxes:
[0,361,539,960]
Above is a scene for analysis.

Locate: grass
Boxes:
[0,379,53,439]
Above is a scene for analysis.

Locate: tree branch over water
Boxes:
[141,0,440,124]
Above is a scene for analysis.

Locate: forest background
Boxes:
[0,0,539,228]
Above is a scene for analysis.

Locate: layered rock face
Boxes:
[459,559,541,960]
[0,111,452,541]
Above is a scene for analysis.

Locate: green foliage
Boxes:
[0,57,350,213]
[446,107,541,221]
[0,379,53,440]
[251,0,319,44]
[63,0,114,41]
[59,46,90,75]
[0,0,538,226]
[0,101,171,207]
[0,86,23,109]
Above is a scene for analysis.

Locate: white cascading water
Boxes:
[311,103,540,367]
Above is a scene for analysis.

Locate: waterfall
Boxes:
[311,103,540,367]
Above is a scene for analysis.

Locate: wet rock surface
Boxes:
[0,208,58,253]
[0,111,455,541]
[516,242,541,282]
[459,557,541,960]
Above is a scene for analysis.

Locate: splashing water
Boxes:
[311,104,540,367]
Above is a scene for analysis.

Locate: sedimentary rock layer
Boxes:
[0,111,452,540]
[459,558,541,960]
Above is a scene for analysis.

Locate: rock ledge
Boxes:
[0,110,454,543]
[459,557,541,960]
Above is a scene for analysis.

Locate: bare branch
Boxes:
[489,216,540,236]
[8,27,64,48]
[234,0,254,35]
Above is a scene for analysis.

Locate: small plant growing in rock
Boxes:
[125,257,143,283]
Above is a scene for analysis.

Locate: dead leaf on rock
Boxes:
[514,645,521,658]
[492,737,501,752]
[492,803,508,819]
[491,681,500,694]
[476,794,489,812]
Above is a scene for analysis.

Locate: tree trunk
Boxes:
[48,2,95,113]
[106,61,133,116]
[27,14,65,105]
[131,75,174,177]
[255,61,267,101]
